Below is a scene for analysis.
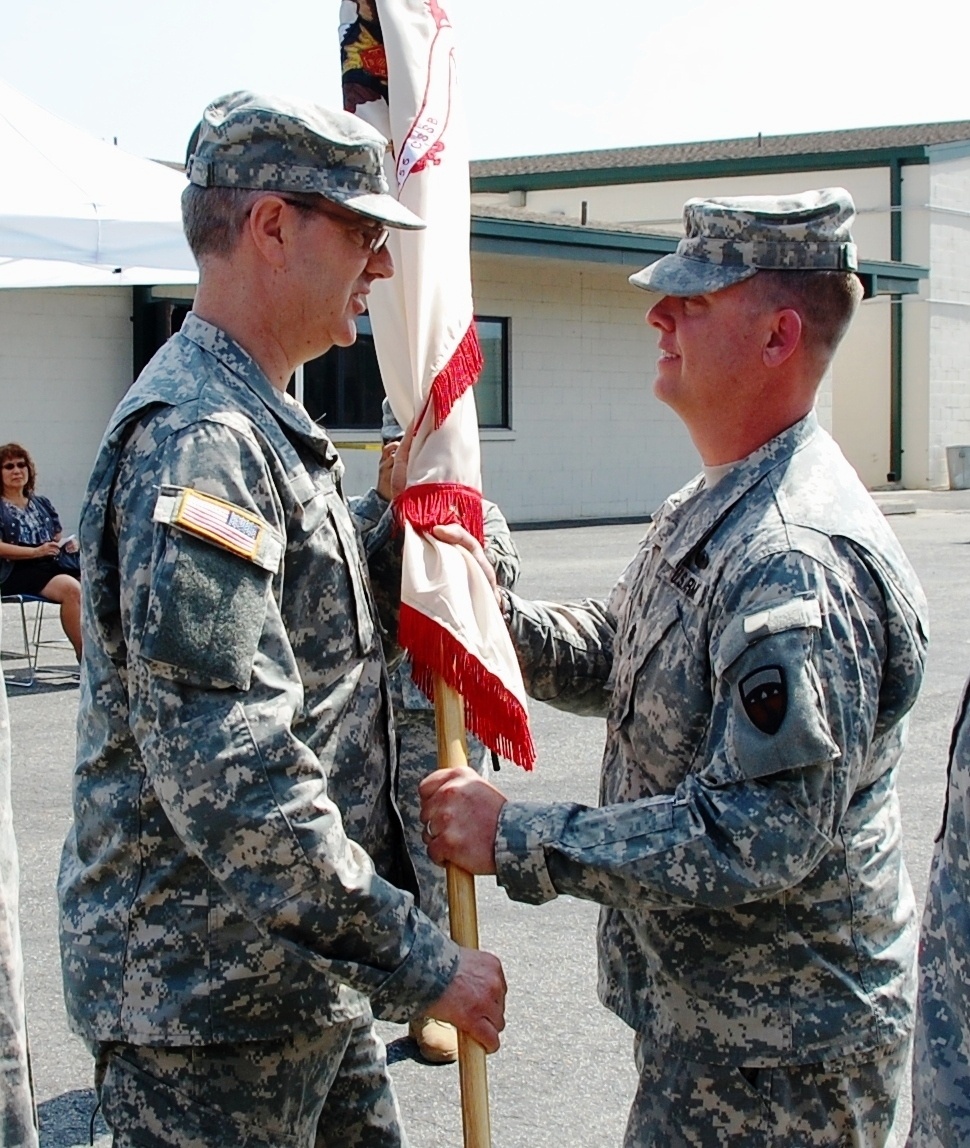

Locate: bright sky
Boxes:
[3,0,968,165]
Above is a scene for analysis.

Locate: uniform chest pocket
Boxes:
[608,592,712,792]
[287,487,376,661]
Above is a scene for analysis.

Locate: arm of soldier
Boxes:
[348,441,399,558]
[434,521,615,717]
[500,590,616,717]
[119,420,462,1022]
[435,554,893,911]
[482,499,521,591]
[361,434,416,656]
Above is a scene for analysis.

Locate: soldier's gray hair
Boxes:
[181,184,264,259]
[750,270,864,358]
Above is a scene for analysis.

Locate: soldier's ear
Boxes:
[762,308,802,369]
[246,196,289,270]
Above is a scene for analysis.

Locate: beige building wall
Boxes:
[923,143,970,488]
[0,287,133,531]
[475,167,900,488]
[830,300,893,488]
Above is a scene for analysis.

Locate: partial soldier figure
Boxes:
[1,627,38,1148]
[355,399,520,1063]
[57,91,505,1148]
[421,190,928,1146]
[910,677,970,1147]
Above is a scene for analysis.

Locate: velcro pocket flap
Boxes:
[713,595,822,679]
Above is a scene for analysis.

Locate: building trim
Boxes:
[471,147,933,194]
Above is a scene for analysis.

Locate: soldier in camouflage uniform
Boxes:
[421,190,928,1146]
[360,401,521,1063]
[57,91,506,1148]
[910,677,970,1146]
[1,630,38,1148]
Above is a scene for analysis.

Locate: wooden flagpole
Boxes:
[433,674,492,1148]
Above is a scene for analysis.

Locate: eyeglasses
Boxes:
[2,461,27,471]
[279,197,390,255]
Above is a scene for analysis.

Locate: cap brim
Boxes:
[323,188,425,231]
[629,253,757,296]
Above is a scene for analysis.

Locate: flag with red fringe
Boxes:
[340,0,535,770]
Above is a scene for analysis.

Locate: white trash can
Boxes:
[946,445,970,490]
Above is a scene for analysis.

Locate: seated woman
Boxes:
[0,443,81,660]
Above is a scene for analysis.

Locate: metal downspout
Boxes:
[889,158,903,482]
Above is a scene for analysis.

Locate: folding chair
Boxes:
[1,593,69,687]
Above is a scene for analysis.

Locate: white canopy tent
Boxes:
[0,78,198,285]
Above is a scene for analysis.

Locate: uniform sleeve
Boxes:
[495,552,892,912]
[349,487,392,557]
[502,590,616,718]
[347,488,403,667]
[118,419,458,1020]
[482,500,521,591]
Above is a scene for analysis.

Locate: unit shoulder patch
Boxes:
[739,665,787,735]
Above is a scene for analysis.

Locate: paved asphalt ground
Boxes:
[5,491,970,1147]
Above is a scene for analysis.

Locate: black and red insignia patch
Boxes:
[739,666,787,735]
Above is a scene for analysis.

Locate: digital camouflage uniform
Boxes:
[909,675,970,1147]
[0,617,38,1148]
[58,313,461,1147]
[495,412,927,1147]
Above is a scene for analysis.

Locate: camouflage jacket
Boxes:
[495,412,928,1065]
[910,675,970,1146]
[58,314,460,1046]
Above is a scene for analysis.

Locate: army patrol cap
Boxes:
[186,90,425,231]
[629,188,858,296]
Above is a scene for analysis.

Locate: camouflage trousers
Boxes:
[92,1009,406,1148]
[395,712,487,932]
[623,1035,909,1147]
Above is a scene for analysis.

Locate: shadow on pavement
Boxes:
[385,1034,440,1067]
[38,1088,108,1147]
[2,671,79,695]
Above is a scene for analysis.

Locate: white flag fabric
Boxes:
[340,0,534,769]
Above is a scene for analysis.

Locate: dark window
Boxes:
[132,288,191,378]
[301,315,383,428]
[300,315,510,430]
[474,317,509,429]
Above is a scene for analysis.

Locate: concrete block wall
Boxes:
[926,144,970,488]
[0,287,133,531]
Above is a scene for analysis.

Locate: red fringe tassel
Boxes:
[431,323,484,429]
[399,604,536,771]
[393,483,484,545]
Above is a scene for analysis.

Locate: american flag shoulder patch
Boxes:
[152,486,283,573]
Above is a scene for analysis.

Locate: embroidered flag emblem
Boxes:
[739,665,787,735]
[153,487,283,573]
[174,490,266,561]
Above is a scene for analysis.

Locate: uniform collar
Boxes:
[178,312,341,468]
[652,411,820,568]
